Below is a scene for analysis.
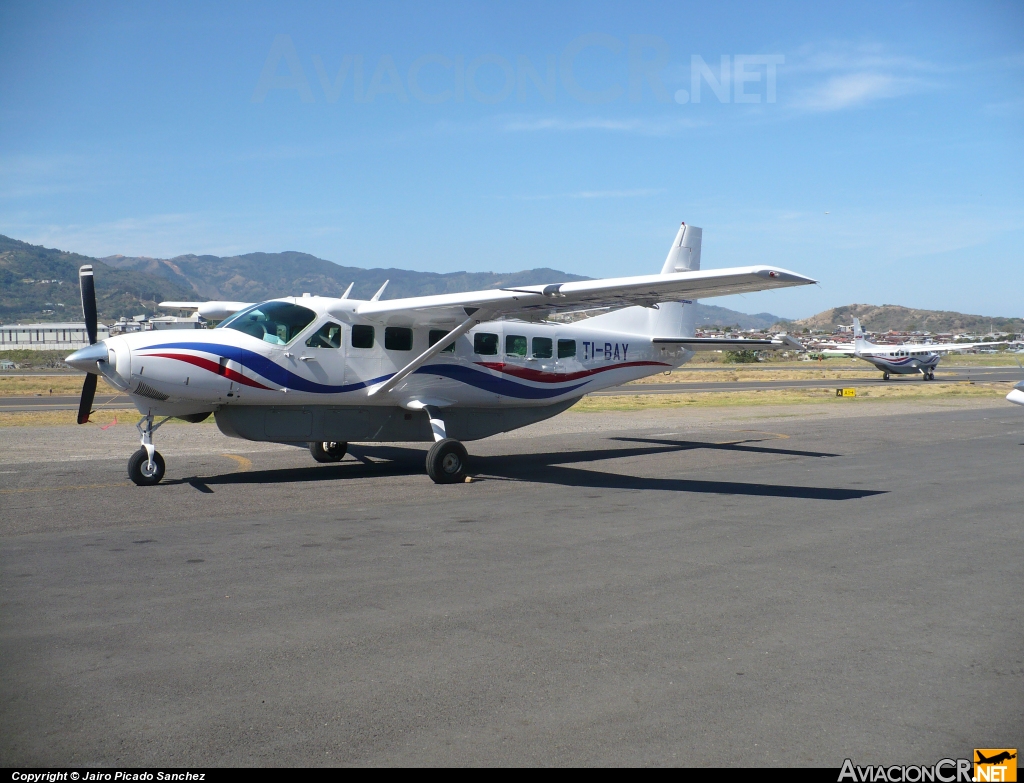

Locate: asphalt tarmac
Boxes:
[1,399,1021,766]
[0,365,1018,411]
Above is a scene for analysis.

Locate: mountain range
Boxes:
[0,234,785,328]
[787,303,1023,334]
[5,234,1017,334]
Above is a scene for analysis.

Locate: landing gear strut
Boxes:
[310,441,348,462]
[128,413,170,486]
[423,405,468,484]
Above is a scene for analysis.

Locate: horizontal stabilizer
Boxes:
[653,334,805,352]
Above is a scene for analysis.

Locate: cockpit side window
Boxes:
[219,302,317,345]
[305,321,343,349]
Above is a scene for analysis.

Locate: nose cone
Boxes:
[66,341,109,373]
[1007,387,1024,407]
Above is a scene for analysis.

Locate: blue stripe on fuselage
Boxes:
[415,363,589,399]
[142,343,590,399]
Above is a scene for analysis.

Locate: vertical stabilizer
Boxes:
[661,222,702,275]
[853,318,869,351]
[585,221,702,338]
[659,222,701,337]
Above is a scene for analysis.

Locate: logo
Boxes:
[974,749,1017,782]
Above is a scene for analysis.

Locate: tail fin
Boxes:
[661,222,702,274]
[585,220,701,338]
[853,318,869,351]
[657,222,702,337]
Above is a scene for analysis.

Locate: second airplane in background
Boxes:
[849,318,997,380]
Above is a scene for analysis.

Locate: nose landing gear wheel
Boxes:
[310,441,348,462]
[128,448,165,486]
[426,438,468,484]
[883,372,890,380]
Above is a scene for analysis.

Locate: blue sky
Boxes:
[1,1,1021,318]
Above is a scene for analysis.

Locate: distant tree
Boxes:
[724,350,760,363]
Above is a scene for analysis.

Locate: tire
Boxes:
[310,441,348,463]
[426,438,468,484]
[883,372,890,380]
[128,448,165,486]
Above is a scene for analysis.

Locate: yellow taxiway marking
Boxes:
[221,454,253,472]
[0,482,132,494]
[731,430,791,440]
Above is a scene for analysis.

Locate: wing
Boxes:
[920,341,1006,352]
[159,301,254,320]
[343,265,815,324]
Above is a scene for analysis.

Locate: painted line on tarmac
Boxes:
[221,454,253,472]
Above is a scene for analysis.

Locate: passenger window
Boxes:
[351,324,374,349]
[474,332,498,356]
[505,335,527,357]
[429,329,456,353]
[532,337,553,359]
[557,339,576,359]
[306,321,342,349]
[385,326,413,351]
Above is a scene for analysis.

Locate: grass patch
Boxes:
[0,409,216,427]
[0,408,139,427]
[632,368,887,384]
[573,382,1012,412]
[0,375,95,396]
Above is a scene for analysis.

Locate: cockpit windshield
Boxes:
[218,301,317,345]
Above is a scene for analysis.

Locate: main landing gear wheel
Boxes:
[883,372,890,380]
[426,438,468,484]
[128,448,165,486]
[310,441,348,463]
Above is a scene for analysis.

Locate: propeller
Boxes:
[74,265,100,424]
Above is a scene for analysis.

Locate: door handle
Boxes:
[300,356,315,361]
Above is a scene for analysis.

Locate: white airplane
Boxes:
[66,222,814,486]
[849,318,1002,381]
[1008,359,1024,407]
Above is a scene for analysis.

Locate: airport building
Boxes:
[0,314,205,352]
[0,323,112,351]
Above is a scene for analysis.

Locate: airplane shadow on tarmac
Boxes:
[169,436,885,501]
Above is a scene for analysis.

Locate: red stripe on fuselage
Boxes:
[143,352,273,390]
[474,360,669,383]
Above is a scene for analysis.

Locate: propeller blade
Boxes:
[80,265,97,344]
[77,373,97,425]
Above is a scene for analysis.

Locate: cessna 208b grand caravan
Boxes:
[66,223,814,485]
[847,318,1002,381]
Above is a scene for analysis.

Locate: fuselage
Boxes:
[83,296,695,426]
[855,347,941,375]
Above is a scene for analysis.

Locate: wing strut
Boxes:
[367,310,487,397]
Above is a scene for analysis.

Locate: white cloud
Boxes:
[0,153,100,199]
[792,72,921,111]
[785,42,939,112]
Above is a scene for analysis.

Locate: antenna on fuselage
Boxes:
[340,282,354,299]
[370,280,389,301]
